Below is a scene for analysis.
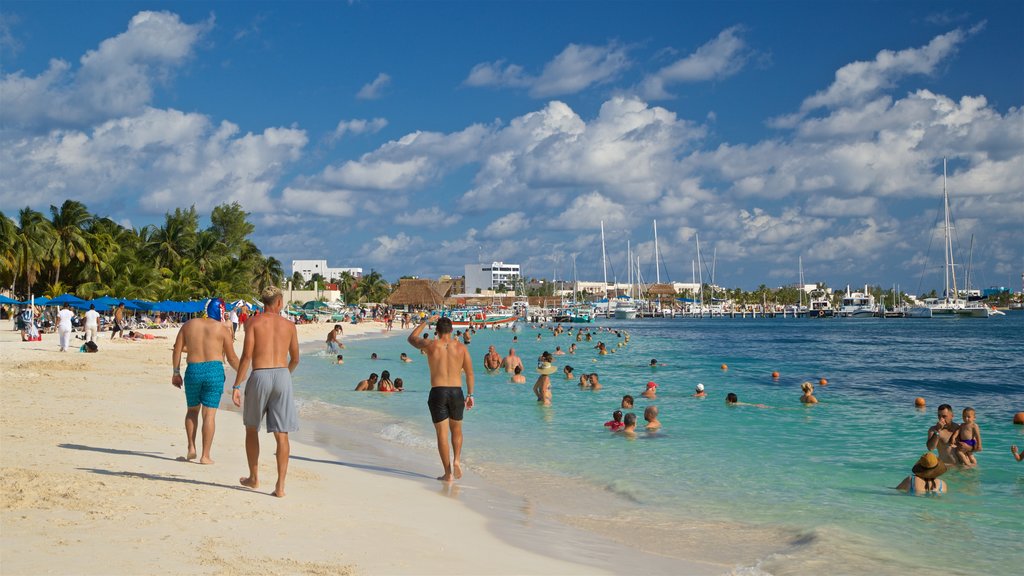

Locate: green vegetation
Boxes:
[1,200,284,302]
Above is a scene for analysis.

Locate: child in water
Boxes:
[604,410,624,431]
[952,407,982,467]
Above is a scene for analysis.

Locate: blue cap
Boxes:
[206,298,224,321]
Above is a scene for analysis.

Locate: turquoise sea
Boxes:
[290,314,1024,575]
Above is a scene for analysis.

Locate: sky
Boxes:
[1,0,1022,292]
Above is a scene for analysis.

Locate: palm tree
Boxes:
[46,200,94,286]
[357,270,390,303]
[11,207,54,297]
[145,207,198,269]
[0,211,17,290]
[251,255,284,291]
[190,230,224,276]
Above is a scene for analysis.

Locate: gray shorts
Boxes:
[242,368,299,433]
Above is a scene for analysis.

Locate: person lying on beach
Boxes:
[621,395,634,409]
[641,382,657,399]
[895,453,948,495]
[725,393,768,408]
[644,406,661,430]
[604,410,625,431]
[510,365,526,383]
[1011,445,1023,462]
[355,373,378,391]
[336,355,344,365]
[621,413,638,437]
[951,407,982,467]
[800,382,818,404]
[693,383,706,398]
[126,330,167,340]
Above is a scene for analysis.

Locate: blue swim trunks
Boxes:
[184,361,225,408]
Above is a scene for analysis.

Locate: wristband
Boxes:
[467,394,474,398]
[232,385,241,390]
[173,368,181,375]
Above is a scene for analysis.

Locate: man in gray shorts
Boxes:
[232,286,299,498]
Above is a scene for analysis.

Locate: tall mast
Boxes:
[600,221,609,298]
[799,256,804,309]
[653,219,661,284]
[626,240,632,295]
[943,158,959,302]
[696,232,703,310]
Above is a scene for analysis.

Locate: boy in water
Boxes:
[952,407,982,467]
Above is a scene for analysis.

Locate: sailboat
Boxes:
[614,240,638,319]
[925,159,990,318]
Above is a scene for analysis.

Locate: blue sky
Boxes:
[1,1,1021,292]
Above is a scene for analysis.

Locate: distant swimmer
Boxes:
[588,373,602,391]
[604,410,625,431]
[511,365,526,383]
[400,352,413,363]
[595,342,608,355]
[725,392,768,409]
[563,365,574,380]
[1011,445,1023,462]
[621,413,638,437]
[895,453,948,495]
[336,354,344,365]
[483,345,502,372]
[641,381,657,399]
[621,395,634,409]
[644,406,661,430]
[554,346,565,356]
[649,358,665,367]
[355,373,378,391]
[693,383,706,398]
[800,382,818,404]
[568,343,577,354]
[501,348,524,374]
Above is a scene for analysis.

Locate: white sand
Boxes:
[0,319,610,575]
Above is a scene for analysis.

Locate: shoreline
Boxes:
[0,321,622,575]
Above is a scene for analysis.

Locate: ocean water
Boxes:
[291,314,1024,575]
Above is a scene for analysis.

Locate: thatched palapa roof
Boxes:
[646,283,677,296]
[387,279,451,307]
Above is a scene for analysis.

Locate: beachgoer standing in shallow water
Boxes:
[927,404,960,466]
[895,453,948,494]
[501,348,524,374]
[800,382,818,404]
[232,286,300,498]
[483,345,502,372]
[408,315,475,482]
[644,406,661,430]
[171,298,239,464]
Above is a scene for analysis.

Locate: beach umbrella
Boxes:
[0,294,20,305]
[301,300,329,310]
[47,293,88,307]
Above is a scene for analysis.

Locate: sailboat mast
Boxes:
[600,221,608,297]
[943,158,959,302]
[696,232,703,311]
[653,220,661,284]
[799,256,804,309]
[626,240,632,295]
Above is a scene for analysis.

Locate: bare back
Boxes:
[173,318,238,371]
[245,312,299,370]
[423,336,473,388]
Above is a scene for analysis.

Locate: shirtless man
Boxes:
[354,373,378,391]
[927,404,961,466]
[326,325,343,352]
[483,345,502,372]
[533,374,552,406]
[408,315,474,482]
[232,286,300,497]
[171,298,239,464]
[500,348,524,374]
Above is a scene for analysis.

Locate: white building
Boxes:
[291,260,363,283]
[465,262,521,294]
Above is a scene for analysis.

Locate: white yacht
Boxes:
[837,286,877,318]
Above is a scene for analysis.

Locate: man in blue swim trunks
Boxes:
[171,297,239,464]
[408,314,475,482]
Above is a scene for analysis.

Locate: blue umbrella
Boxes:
[47,293,88,307]
[0,294,20,305]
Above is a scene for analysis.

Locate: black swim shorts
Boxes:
[427,386,465,423]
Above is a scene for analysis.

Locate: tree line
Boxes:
[1,200,285,302]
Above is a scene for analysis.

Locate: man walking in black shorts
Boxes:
[408,315,475,482]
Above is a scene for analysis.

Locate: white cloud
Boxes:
[639,26,749,100]
[394,206,462,227]
[356,72,391,100]
[463,41,630,98]
[330,117,388,141]
[0,11,211,132]
[359,232,420,266]
[280,187,357,217]
[483,212,529,238]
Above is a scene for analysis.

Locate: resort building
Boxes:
[464,262,521,294]
[291,260,363,283]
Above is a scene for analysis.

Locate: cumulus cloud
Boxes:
[356,72,391,100]
[483,212,529,238]
[0,108,307,213]
[394,206,462,227]
[639,26,749,100]
[464,41,630,98]
[330,117,388,141]
[0,11,211,132]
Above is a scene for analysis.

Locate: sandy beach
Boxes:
[0,320,620,575]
